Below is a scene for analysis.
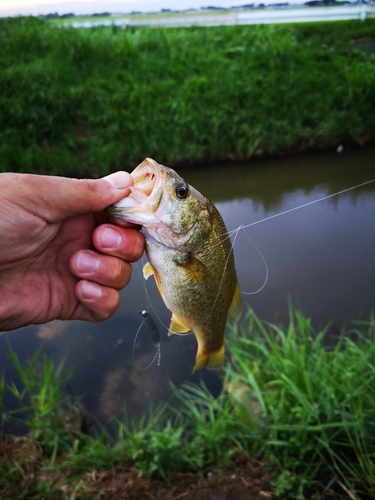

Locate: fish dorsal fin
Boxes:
[143,262,154,280]
[168,314,191,336]
[228,281,242,322]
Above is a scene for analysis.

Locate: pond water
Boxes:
[1,146,375,429]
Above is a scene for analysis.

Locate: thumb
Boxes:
[17,172,133,222]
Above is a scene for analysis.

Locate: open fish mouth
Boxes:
[106,157,210,250]
[106,158,165,221]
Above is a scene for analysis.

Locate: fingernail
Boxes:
[100,227,122,249]
[81,281,102,299]
[76,252,99,273]
[103,171,133,189]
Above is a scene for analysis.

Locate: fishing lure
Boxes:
[138,309,161,367]
[139,309,161,347]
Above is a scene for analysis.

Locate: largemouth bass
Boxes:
[107,158,241,372]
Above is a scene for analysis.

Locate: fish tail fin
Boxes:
[192,344,225,373]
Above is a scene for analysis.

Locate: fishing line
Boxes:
[197,219,243,328]
[132,177,375,350]
[132,318,161,371]
[210,178,375,298]
[224,178,375,295]
[139,309,162,366]
[184,178,375,255]
[134,255,192,370]
[135,256,166,329]
[227,178,375,233]
[238,227,269,295]
[131,257,165,370]
[225,177,375,296]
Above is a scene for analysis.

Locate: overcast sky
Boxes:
[0,0,303,18]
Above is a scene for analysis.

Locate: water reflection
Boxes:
[1,146,374,427]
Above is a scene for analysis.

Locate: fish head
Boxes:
[106,158,212,250]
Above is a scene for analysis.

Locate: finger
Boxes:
[70,250,133,289]
[6,171,134,223]
[75,280,120,321]
[93,224,144,262]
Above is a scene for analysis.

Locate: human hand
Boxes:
[0,172,144,331]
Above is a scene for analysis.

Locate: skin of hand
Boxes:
[0,171,144,332]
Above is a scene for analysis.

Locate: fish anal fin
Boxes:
[143,262,154,280]
[228,281,242,323]
[168,314,191,336]
[192,344,225,373]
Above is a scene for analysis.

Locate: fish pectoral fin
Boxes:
[192,344,225,373]
[142,262,154,280]
[168,314,191,336]
[228,281,242,323]
[145,265,166,302]
[182,253,207,283]
[143,261,167,307]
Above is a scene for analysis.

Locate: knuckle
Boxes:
[114,261,132,289]
[125,230,145,260]
[101,258,131,289]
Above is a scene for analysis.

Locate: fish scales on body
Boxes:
[107,158,242,372]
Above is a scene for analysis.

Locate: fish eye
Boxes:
[175,182,189,200]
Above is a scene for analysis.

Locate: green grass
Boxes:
[1,17,375,175]
[5,344,78,454]
[227,308,375,497]
[1,310,375,498]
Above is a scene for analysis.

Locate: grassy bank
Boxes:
[1,310,375,499]
[1,17,375,176]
